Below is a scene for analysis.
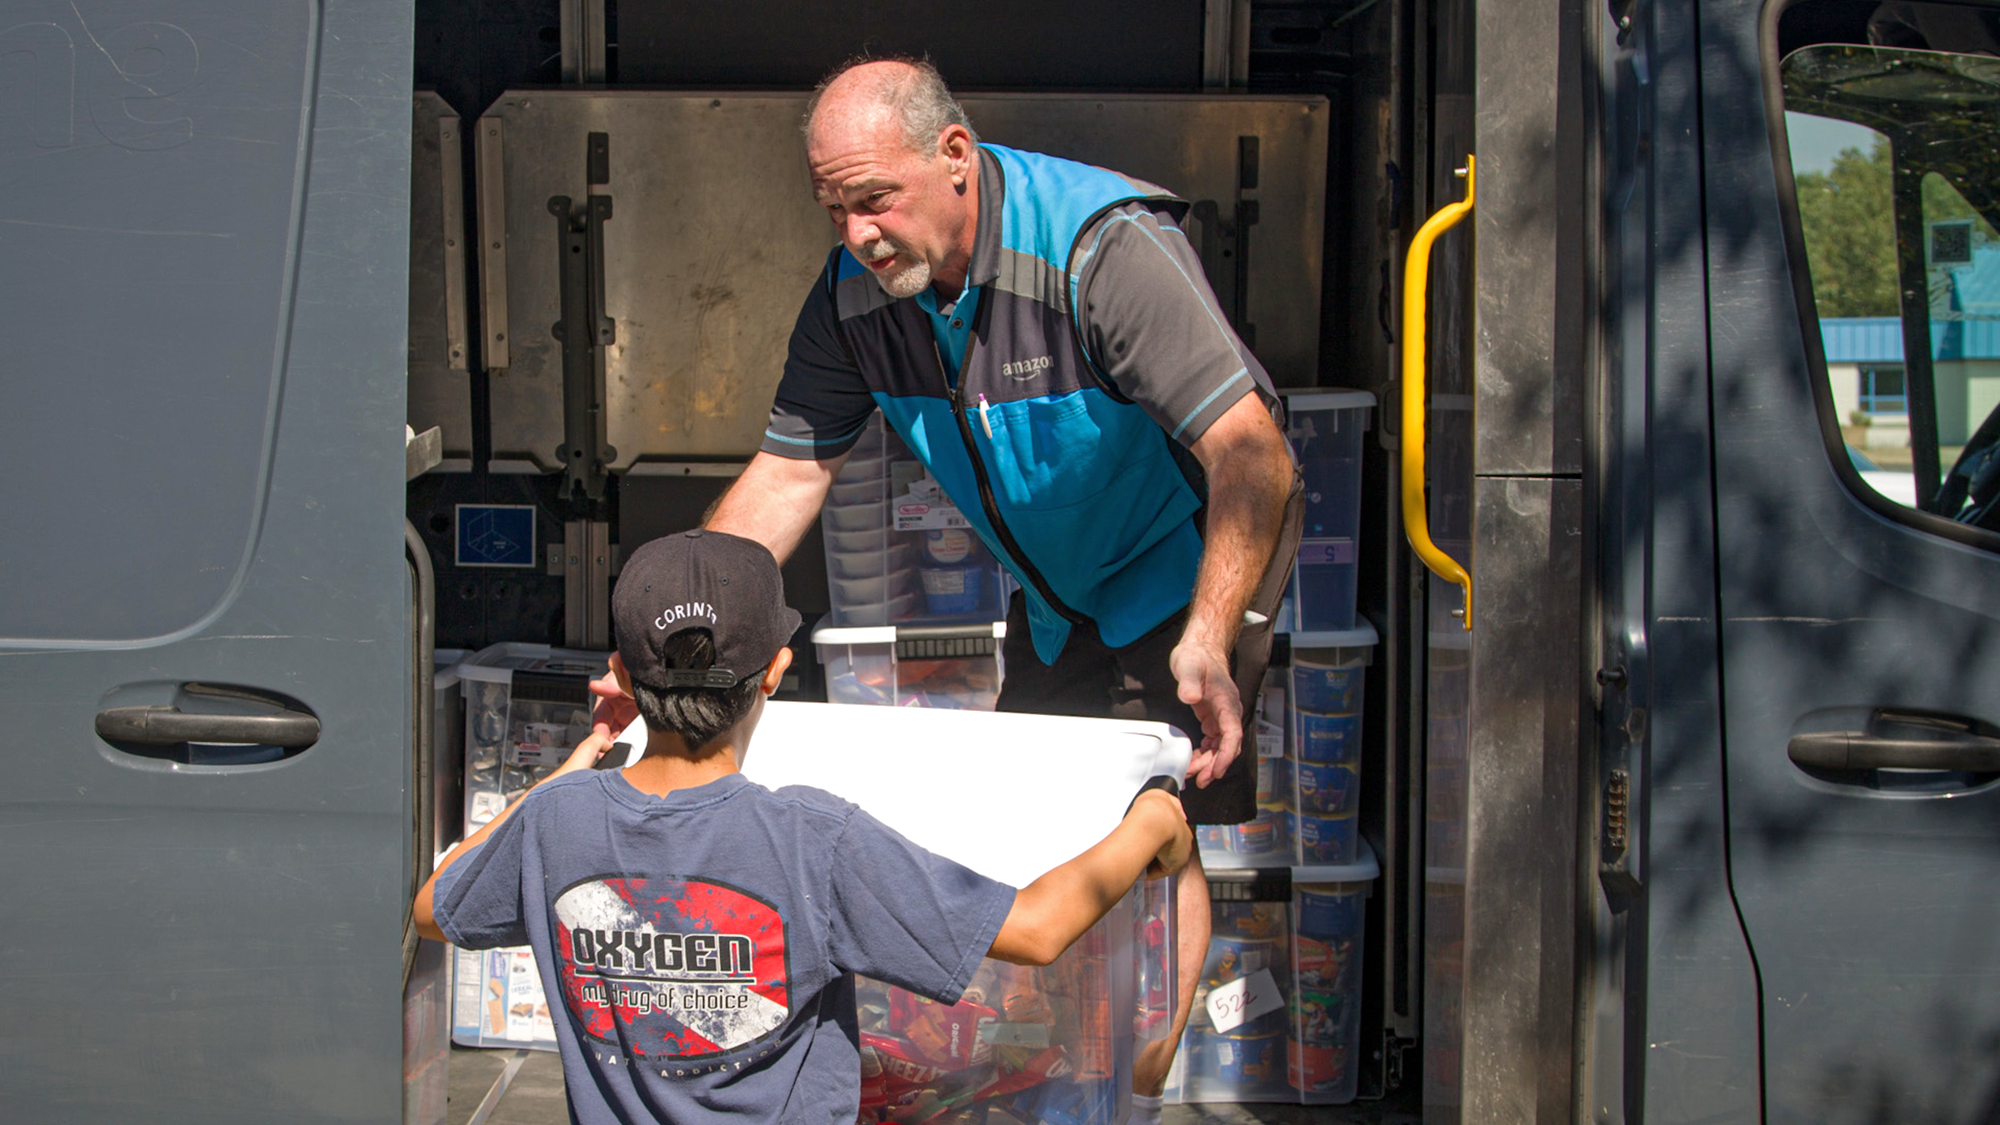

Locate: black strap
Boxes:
[1125,774,1183,817]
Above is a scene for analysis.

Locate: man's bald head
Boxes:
[803,57,978,156]
[804,57,981,298]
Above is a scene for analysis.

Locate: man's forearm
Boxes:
[705,451,840,564]
[1180,433,1293,656]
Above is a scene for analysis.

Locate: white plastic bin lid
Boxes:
[455,642,609,683]
[1286,616,1379,652]
[1282,388,1377,412]
[612,702,1190,888]
[1200,838,1379,883]
[810,621,1008,646]
[1293,838,1380,885]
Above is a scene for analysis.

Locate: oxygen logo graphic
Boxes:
[553,876,789,1060]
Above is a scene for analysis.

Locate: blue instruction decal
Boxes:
[456,505,537,568]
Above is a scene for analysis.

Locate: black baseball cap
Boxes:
[612,530,802,690]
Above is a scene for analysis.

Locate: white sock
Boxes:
[1130,1092,1164,1125]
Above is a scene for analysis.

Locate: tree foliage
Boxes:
[1794,131,1999,318]
[1795,137,1897,317]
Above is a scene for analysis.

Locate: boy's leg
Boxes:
[1121,474,1303,1094]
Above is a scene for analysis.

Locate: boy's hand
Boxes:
[554,732,613,778]
[590,654,639,739]
[1131,788,1194,879]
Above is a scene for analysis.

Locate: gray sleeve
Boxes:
[430,823,530,951]
[1073,203,1281,446]
[759,270,879,461]
[824,808,1015,1004]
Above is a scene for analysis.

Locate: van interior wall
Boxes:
[405,0,1408,676]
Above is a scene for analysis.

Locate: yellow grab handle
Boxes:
[1402,155,1476,630]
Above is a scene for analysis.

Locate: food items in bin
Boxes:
[855,934,1121,1123]
[892,988,998,1070]
[1204,1031,1284,1085]
[1286,809,1358,865]
[1287,1038,1347,1094]
[1291,657,1366,714]
[829,657,1001,711]
[1295,885,1366,936]
[1288,989,1344,1043]
[1294,932,1358,993]
[1133,882,1176,1042]
[918,529,988,616]
[1293,762,1359,816]
[1293,711,1362,765]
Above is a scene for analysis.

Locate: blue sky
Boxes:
[1785,111,1884,175]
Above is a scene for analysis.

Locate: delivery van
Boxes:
[4,1,1998,1123]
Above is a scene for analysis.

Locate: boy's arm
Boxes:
[986,787,1193,967]
[413,733,611,943]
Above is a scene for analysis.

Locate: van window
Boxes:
[0,6,313,642]
[1777,7,2000,531]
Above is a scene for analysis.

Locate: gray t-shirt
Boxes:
[432,770,1014,1125]
[763,149,1279,460]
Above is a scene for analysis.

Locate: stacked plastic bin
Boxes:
[1287,624,1377,867]
[815,410,1009,709]
[1285,391,1375,634]
[457,643,605,833]
[1171,632,1378,1107]
[1170,389,1381,1105]
[1164,847,1378,1105]
[450,642,607,1051]
[819,411,1006,628]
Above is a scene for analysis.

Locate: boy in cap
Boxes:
[415,529,1192,1125]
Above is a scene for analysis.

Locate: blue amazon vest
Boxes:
[826,145,1206,663]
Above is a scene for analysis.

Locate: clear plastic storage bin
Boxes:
[1284,621,1377,867]
[856,881,1169,1123]
[1166,844,1378,1106]
[451,944,558,1051]
[457,643,606,834]
[1287,868,1371,1104]
[1284,391,1376,634]
[814,623,1004,710]
[1174,897,1295,1102]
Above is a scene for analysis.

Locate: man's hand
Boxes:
[1177,394,1292,791]
[590,654,638,739]
[1171,640,1243,788]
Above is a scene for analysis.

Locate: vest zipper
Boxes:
[936,340,1087,626]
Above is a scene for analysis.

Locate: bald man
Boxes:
[707,57,1302,1101]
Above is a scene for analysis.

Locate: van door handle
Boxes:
[95,706,320,748]
[1401,154,1476,629]
[1788,729,2000,772]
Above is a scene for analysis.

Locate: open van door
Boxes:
[0,3,415,1120]
[1701,1,2000,1119]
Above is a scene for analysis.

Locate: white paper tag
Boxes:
[1206,968,1284,1034]
[1255,721,1284,759]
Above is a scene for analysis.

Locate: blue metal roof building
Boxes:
[1822,245,2000,362]
[1822,316,2000,363]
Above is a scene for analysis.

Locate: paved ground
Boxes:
[445,1046,1423,1125]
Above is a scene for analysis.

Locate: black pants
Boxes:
[995,474,1305,826]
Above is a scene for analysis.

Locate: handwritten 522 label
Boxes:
[1205,968,1283,1034]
